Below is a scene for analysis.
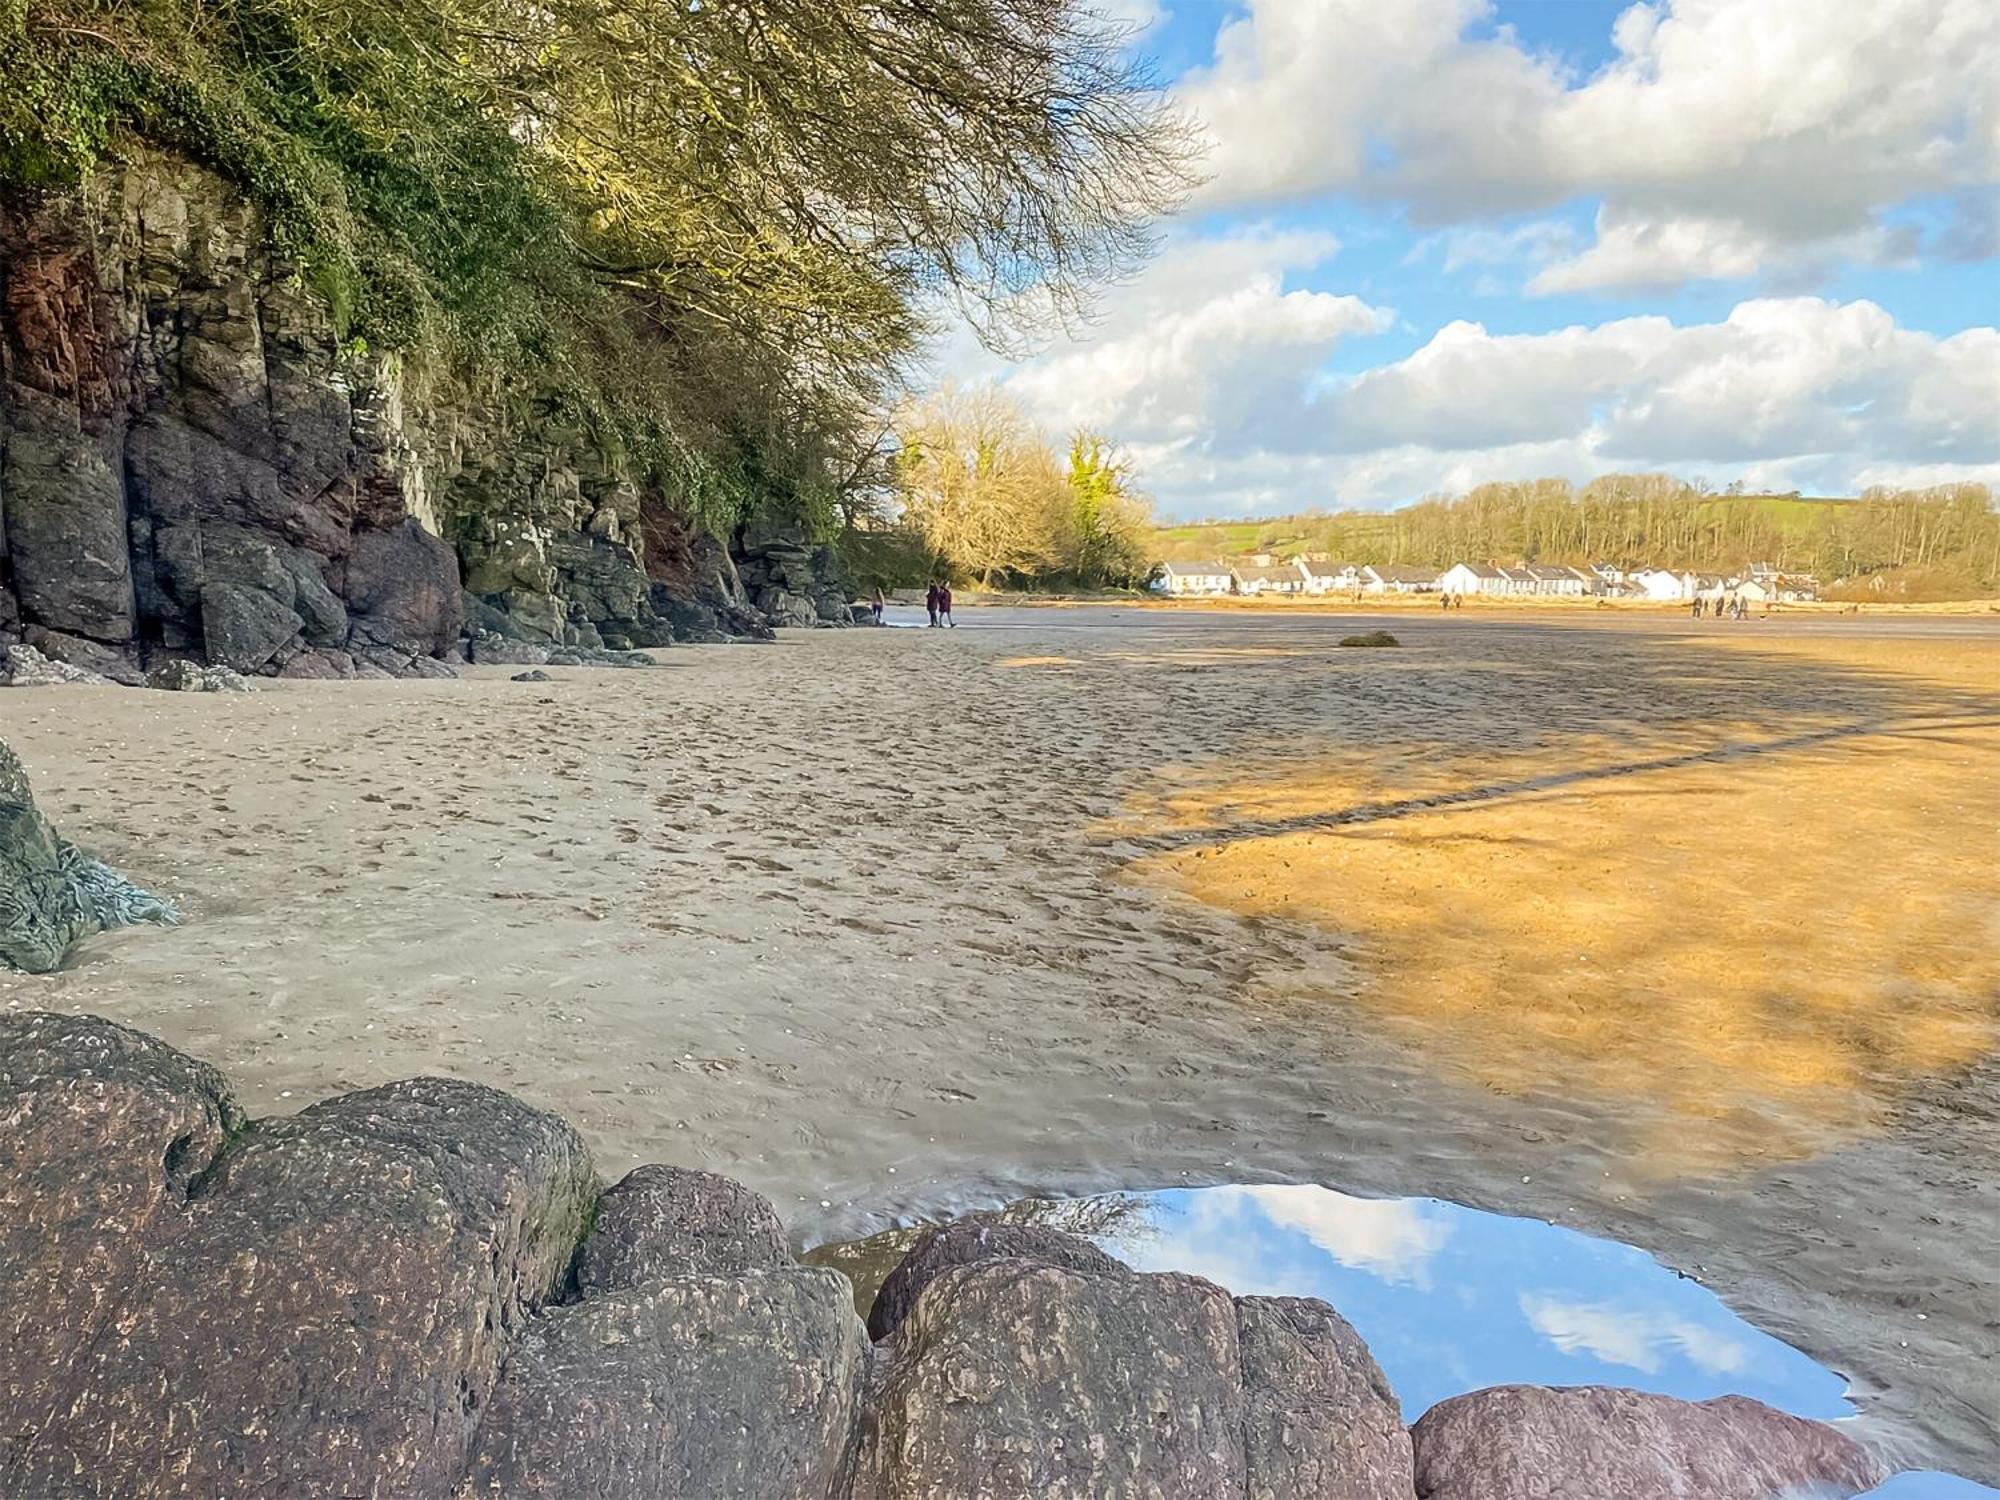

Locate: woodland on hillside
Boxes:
[2,0,1192,537]
[1161,477,2000,599]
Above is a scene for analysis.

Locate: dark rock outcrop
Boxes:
[0,739,176,972]
[1409,1384,1888,1499]
[1,150,834,684]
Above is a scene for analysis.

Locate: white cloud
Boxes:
[1177,0,2000,289]
[994,225,1393,450]
[1204,1185,1454,1286]
[1522,1294,1750,1378]
[971,294,1999,516]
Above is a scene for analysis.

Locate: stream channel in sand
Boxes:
[5,605,1997,1480]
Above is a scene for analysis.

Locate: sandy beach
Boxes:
[4,605,1996,1478]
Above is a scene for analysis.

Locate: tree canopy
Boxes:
[1,0,1193,531]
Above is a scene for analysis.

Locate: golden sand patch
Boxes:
[1126,636,2000,1176]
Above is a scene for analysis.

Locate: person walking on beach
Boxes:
[871,587,886,626]
[939,583,955,627]
[925,582,940,627]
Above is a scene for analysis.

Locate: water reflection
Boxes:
[1044,1183,1850,1422]
[811,1183,1999,1496]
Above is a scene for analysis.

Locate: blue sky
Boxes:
[936,0,2000,519]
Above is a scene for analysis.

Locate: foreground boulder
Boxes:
[1410,1384,1888,1499]
[0,1014,242,1463]
[19,1075,597,1498]
[852,1225,1415,1500]
[0,738,177,972]
[577,1162,791,1293]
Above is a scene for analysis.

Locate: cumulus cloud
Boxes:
[1205,1185,1454,1287]
[997,225,1393,450]
[971,288,1998,514]
[1178,0,2000,289]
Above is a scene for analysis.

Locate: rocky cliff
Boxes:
[0,1009,1894,1500]
[0,149,858,683]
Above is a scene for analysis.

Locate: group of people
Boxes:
[1437,593,1467,610]
[924,582,955,628]
[1692,595,1750,619]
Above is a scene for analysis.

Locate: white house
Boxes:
[1234,560,1308,595]
[1297,558,1361,594]
[1361,564,1442,594]
[1521,564,1592,596]
[1630,568,1695,601]
[1438,562,1507,596]
[1155,559,1233,596]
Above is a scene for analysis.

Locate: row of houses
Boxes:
[1155,556,1819,602]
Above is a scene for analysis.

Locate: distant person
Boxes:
[925,583,940,627]
[1691,596,1704,618]
[939,583,955,627]
[871,587,886,626]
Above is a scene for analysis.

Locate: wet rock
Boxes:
[854,1258,1247,1499]
[35,1076,598,1498]
[25,629,145,686]
[1339,630,1400,647]
[543,646,656,669]
[145,659,253,692]
[1238,1295,1414,1500]
[0,740,178,972]
[866,1219,1127,1342]
[1409,1385,1888,1500]
[0,1012,243,1482]
[511,668,552,682]
[465,1268,865,1500]
[577,1163,791,1295]
[1,641,110,686]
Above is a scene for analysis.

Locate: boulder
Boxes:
[866,1219,1127,1342]
[0,739,177,973]
[469,631,551,666]
[854,1258,1248,1499]
[511,668,552,682]
[1409,1385,1888,1500]
[200,580,303,671]
[346,519,462,657]
[464,1268,866,1500]
[577,1163,791,1295]
[0,1013,243,1477]
[25,629,145,686]
[146,659,253,693]
[1238,1295,1414,1500]
[1,641,111,686]
[36,1077,598,1498]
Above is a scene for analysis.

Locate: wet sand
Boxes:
[4,606,1996,1476]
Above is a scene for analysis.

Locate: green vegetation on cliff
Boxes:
[1,0,1190,534]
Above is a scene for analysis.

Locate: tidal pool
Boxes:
[811,1182,1997,1498]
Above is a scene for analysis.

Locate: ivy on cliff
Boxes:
[0,0,1191,534]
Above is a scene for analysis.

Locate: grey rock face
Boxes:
[866,1219,1127,1342]
[199,578,304,670]
[1,641,110,686]
[0,1012,243,1478]
[0,740,177,972]
[145,659,253,692]
[854,1259,1249,1499]
[34,1076,597,1498]
[465,1268,866,1500]
[470,631,552,666]
[1409,1385,1888,1500]
[577,1163,791,1295]
[347,519,463,656]
[0,390,136,641]
[1238,1295,1414,1500]
[25,629,147,685]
